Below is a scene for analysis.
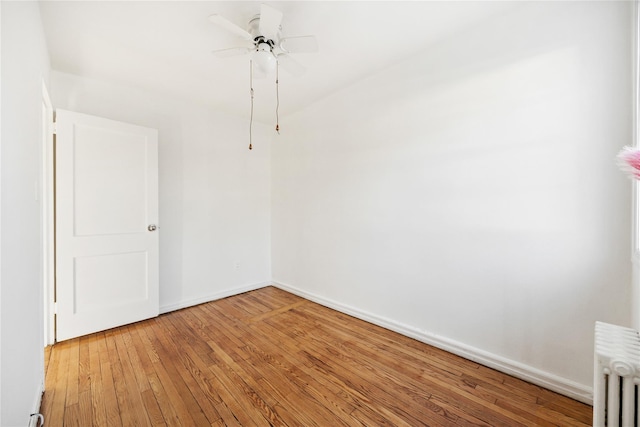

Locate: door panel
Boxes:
[55,109,159,341]
[73,126,148,236]
[74,252,148,312]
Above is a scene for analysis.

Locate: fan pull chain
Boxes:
[275,60,280,134]
[249,60,254,150]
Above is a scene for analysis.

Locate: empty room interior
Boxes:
[1,0,638,426]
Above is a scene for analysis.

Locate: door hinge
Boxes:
[53,302,58,314]
[51,122,57,135]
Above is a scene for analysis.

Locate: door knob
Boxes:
[148,224,157,232]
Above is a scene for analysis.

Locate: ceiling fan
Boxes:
[209,4,319,77]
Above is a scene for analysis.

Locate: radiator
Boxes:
[594,321,640,427]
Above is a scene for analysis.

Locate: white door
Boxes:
[55,109,159,341]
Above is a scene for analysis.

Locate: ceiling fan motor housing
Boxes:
[248,15,279,46]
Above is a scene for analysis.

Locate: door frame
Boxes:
[42,81,55,346]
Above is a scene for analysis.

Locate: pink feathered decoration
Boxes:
[617,147,640,180]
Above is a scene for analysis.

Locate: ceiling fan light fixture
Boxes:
[252,45,277,74]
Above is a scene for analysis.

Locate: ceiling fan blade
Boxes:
[259,4,282,40]
[279,35,318,54]
[277,54,305,77]
[209,14,252,40]
[212,46,251,58]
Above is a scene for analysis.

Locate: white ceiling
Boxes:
[39,1,518,123]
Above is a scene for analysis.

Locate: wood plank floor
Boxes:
[41,286,592,426]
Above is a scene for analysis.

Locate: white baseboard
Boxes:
[271,280,593,405]
[160,281,271,314]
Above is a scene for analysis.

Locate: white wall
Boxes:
[272,1,633,401]
[1,2,50,425]
[1,1,4,419]
[51,71,272,313]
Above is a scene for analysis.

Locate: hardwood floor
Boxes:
[41,286,592,426]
